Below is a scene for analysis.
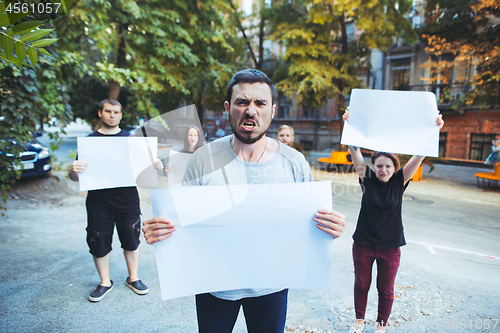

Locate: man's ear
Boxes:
[272,104,276,119]
[97,109,102,118]
[224,101,230,116]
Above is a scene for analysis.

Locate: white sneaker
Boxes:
[349,324,363,333]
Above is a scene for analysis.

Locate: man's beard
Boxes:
[229,113,270,145]
[101,121,119,129]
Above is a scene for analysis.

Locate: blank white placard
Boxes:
[341,89,440,157]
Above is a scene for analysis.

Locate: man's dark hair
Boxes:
[226,69,275,105]
[99,98,123,112]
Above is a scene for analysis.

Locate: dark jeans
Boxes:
[352,242,401,326]
[195,289,288,333]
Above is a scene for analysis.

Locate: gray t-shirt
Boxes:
[182,135,313,301]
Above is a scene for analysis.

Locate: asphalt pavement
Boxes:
[1,133,500,332]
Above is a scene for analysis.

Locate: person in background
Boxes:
[276,124,295,148]
[163,125,204,175]
[484,134,500,165]
[181,125,204,153]
[343,109,444,333]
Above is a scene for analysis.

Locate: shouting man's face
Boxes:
[225,82,275,145]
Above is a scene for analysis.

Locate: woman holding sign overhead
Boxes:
[343,109,444,333]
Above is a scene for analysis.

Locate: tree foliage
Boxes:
[421,0,500,109]
[0,51,75,212]
[157,0,244,124]
[55,0,197,118]
[0,1,81,212]
[0,0,78,67]
[54,0,241,125]
[270,0,417,111]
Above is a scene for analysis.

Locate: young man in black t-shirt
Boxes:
[69,99,160,302]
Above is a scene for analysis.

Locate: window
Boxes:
[439,132,447,157]
[301,140,313,151]
[346,22,355,42]
[469,134,496,161]
[279,100,290,119]
[391,59,411,90]
[303,106,317,119]
[263,47,270,60]
[440,65,453,84]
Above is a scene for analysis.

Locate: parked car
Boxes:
[1,132,52,178]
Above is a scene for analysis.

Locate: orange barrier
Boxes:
[318,151,352,172]
[318,151,352,165]
[475,163,500,188]
[411,165,423,182]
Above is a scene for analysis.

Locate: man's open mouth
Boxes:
[242,120,256,130]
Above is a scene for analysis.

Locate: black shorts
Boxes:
[86,196,141,258]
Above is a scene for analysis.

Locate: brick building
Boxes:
[441,111,500,161]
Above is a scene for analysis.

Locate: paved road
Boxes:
[1,161,499,332]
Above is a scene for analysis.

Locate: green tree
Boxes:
[225,0,272,71]
[421,0,500,109]
[55,0,242,125]
[0,0,84,213]
[0,50,76,213]
[0,0,78,67]
[178,0,244,124]
[55,0,206,119]
[270,0,417,119]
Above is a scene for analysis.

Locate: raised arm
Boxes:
[343,110,367,180]
[348,146,367,181]
[402,155,426,184]
[402,112,444,184]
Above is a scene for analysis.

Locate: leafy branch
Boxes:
[0,0,78,67]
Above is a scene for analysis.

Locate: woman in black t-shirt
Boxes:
[343,110,444,333]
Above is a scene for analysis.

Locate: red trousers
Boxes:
[352,242,401,326]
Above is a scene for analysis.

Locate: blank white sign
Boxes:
[151,181,334,300]
[341,89,440,157]
[77,137,158,191]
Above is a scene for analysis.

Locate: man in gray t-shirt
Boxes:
[143,69,346,333]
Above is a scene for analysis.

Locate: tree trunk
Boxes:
[338,13,348,151]
[108,81,121,100]
[257,15,265,70]
[108,23,128,100]
[226,0,258,67]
